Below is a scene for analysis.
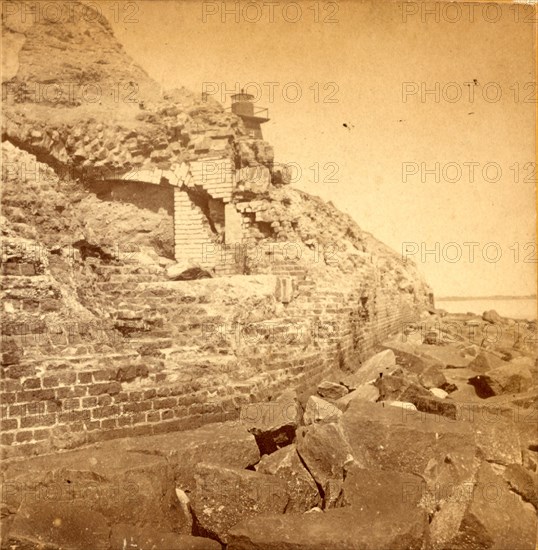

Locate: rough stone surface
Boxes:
[256,445,321,512]
[432,461,537,550]
[468,351,505,373]
[2,448,181,534]
[296,422,355,508]
[334,383,379,411]
[375,374,458,418]
[418,364,449,389]
[110,525,221,550]
[7,502,110,550]
[341,463,428,534]
[340,401,478,496]
[503,463,538,510]
[125,421,261,492]
[190,464,288,544]
[472,413,523,466]
[303,395,342,425]
[341,349,398,388]
[316,380,348,400]
[228,506,427,550]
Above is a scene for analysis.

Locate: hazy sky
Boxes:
[107,0,536,296]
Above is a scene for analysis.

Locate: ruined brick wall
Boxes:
[1,3,432,457]
[1,260,423,457]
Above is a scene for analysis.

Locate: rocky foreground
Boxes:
[1,309,537,550]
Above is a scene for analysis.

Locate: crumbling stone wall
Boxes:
[1,249,426,457]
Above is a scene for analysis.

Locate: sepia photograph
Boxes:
[1,0,537,548]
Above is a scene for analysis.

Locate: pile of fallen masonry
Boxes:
[2,309,537,549]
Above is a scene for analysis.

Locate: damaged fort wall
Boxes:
[1,2,432,455]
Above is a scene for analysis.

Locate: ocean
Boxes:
[435,298,537,320]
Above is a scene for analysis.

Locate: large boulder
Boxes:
[6,502,110,550]
[166,261,212,280]
[109,525,221,550]
[190,464,288,544]
[335,383,379,412]
[2,449,180,527]
[125,421,260,492]
[303,395,342,425]
[341,463,428,537]
[228,505,427,550]
[316,380,348,400]
[482,309,503,324]
[341,349,398,388]
[469,363,533,398]
[2,448,182,548]
[430,461,537,549]
[296,422,355,508]
[240,390,301,454]
[339,401,478,500]
[375,373,432,402]
[468,351,505,373]
[471,410,523,466]
[375,374,458,419]
[418,364,449,389]
[256,445,321,512]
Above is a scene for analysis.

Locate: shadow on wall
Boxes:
[88,180,174,216]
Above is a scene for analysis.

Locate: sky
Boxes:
[106,0,536,297]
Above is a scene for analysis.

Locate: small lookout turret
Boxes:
[231,90,269,139]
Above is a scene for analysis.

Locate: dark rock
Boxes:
[471,410,522,466]
[341,463,428,534]
[375,373,431,401]
[316,380,348,400]
[422,330,440,345]
[413,394,459,419]
[190,464,288,544]
[0,338,21,366]
[482,309,503,324]
[110,525,221,550]
[342,462,426,508]
[240,390,301,455]
[166,261,212,280]
[256,445,321,512]
[303,395,342,424]
[296,422,355,508]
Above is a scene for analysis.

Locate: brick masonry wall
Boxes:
[1,258,424,457]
